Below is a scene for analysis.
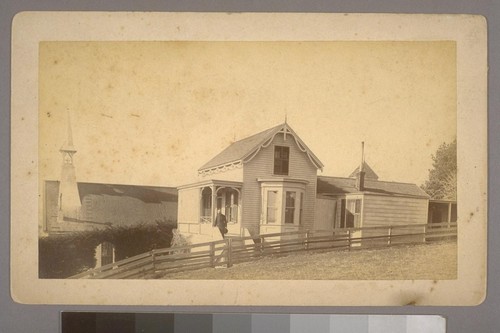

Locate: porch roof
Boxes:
[177,179,244,190]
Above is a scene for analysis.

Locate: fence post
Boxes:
[424,224,428,243]
[387,226,393,246]
[226,238,233,268]
[151,250,156,271]
[259,236,265,257]
[348,230,352,250]
[304,230,310,250]
[209,242,215,267]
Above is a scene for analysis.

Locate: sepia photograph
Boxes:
[11,12,486,306]
[38,41,457,281]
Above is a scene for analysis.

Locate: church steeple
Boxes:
[60,110,77,164]
[58,110,81,221]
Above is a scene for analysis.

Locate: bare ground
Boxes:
[159,241,457,280]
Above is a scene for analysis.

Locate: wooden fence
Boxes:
[69,222,456,279]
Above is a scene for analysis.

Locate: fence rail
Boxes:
[69,222,456,279]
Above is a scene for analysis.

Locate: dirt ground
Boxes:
[159,241,457,280]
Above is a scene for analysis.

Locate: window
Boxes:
[285,191,296,224]
[340,198,362,228]
[260,182,305,226]
[274,146,289,175]
[200,187,212,223]
[225,190,239,223]
[266,191,278,223]
[299,192,304,225]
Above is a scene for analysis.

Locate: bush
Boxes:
[39,220,175,278]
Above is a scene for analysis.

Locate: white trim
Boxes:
[198,160,243,176]
[177,179,243,190]
[257,177,309,185]
[260,181,306,226]
[207,123,324,171]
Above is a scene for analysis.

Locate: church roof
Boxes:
[60,110,77,153]
[317,176,429,199]
[348,161,379,180]
[199,122,324,172]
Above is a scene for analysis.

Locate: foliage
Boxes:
[39,232,98,279]
[421,140,457,200]
[39,219,176,278]
[169,228,191,254]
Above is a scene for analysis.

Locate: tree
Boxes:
[421,140,457,200]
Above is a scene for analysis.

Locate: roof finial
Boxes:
[284,113,288,124]
[360,141,365,171]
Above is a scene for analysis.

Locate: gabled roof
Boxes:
[199,123,324,172]
[317,176,429,199]
[46,180,178,203]
[348,162,379,180]
[77,182,178,203]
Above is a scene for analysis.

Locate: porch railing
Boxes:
[200,216,212,224]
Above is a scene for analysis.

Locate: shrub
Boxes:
[39,219,175,278]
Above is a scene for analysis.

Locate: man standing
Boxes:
[214,209,227,239]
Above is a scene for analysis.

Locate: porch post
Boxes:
[211,185,217,224]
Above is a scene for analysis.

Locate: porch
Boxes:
[177,180,244,241]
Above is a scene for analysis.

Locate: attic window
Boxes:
[274,146,289,175]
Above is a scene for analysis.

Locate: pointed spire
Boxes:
[60,109,77,154]
[67,109,74,147]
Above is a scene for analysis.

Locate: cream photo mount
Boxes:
[11,12,487,306]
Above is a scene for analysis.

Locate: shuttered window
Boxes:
[341,198,362,228]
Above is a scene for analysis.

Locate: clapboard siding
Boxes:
[243,133,318,235]
[315,198,337,230]
[79,195,177,226]
[362,194,428,227]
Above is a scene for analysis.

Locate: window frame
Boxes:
[341,198,362,228]
[273,145,290,176]
[284,191,297,224]
[266,190,279,223]
[262,185,305,225]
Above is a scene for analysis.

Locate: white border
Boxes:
[11,12,487,305]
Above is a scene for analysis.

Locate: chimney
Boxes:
[356,142,365,191]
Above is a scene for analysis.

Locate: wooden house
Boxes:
[315,160,430,242]
[178,123,436,244]
[177,122,324,241]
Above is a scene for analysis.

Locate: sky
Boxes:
[39,41,456,188]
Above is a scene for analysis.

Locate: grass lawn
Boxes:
[159,241,457,280]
